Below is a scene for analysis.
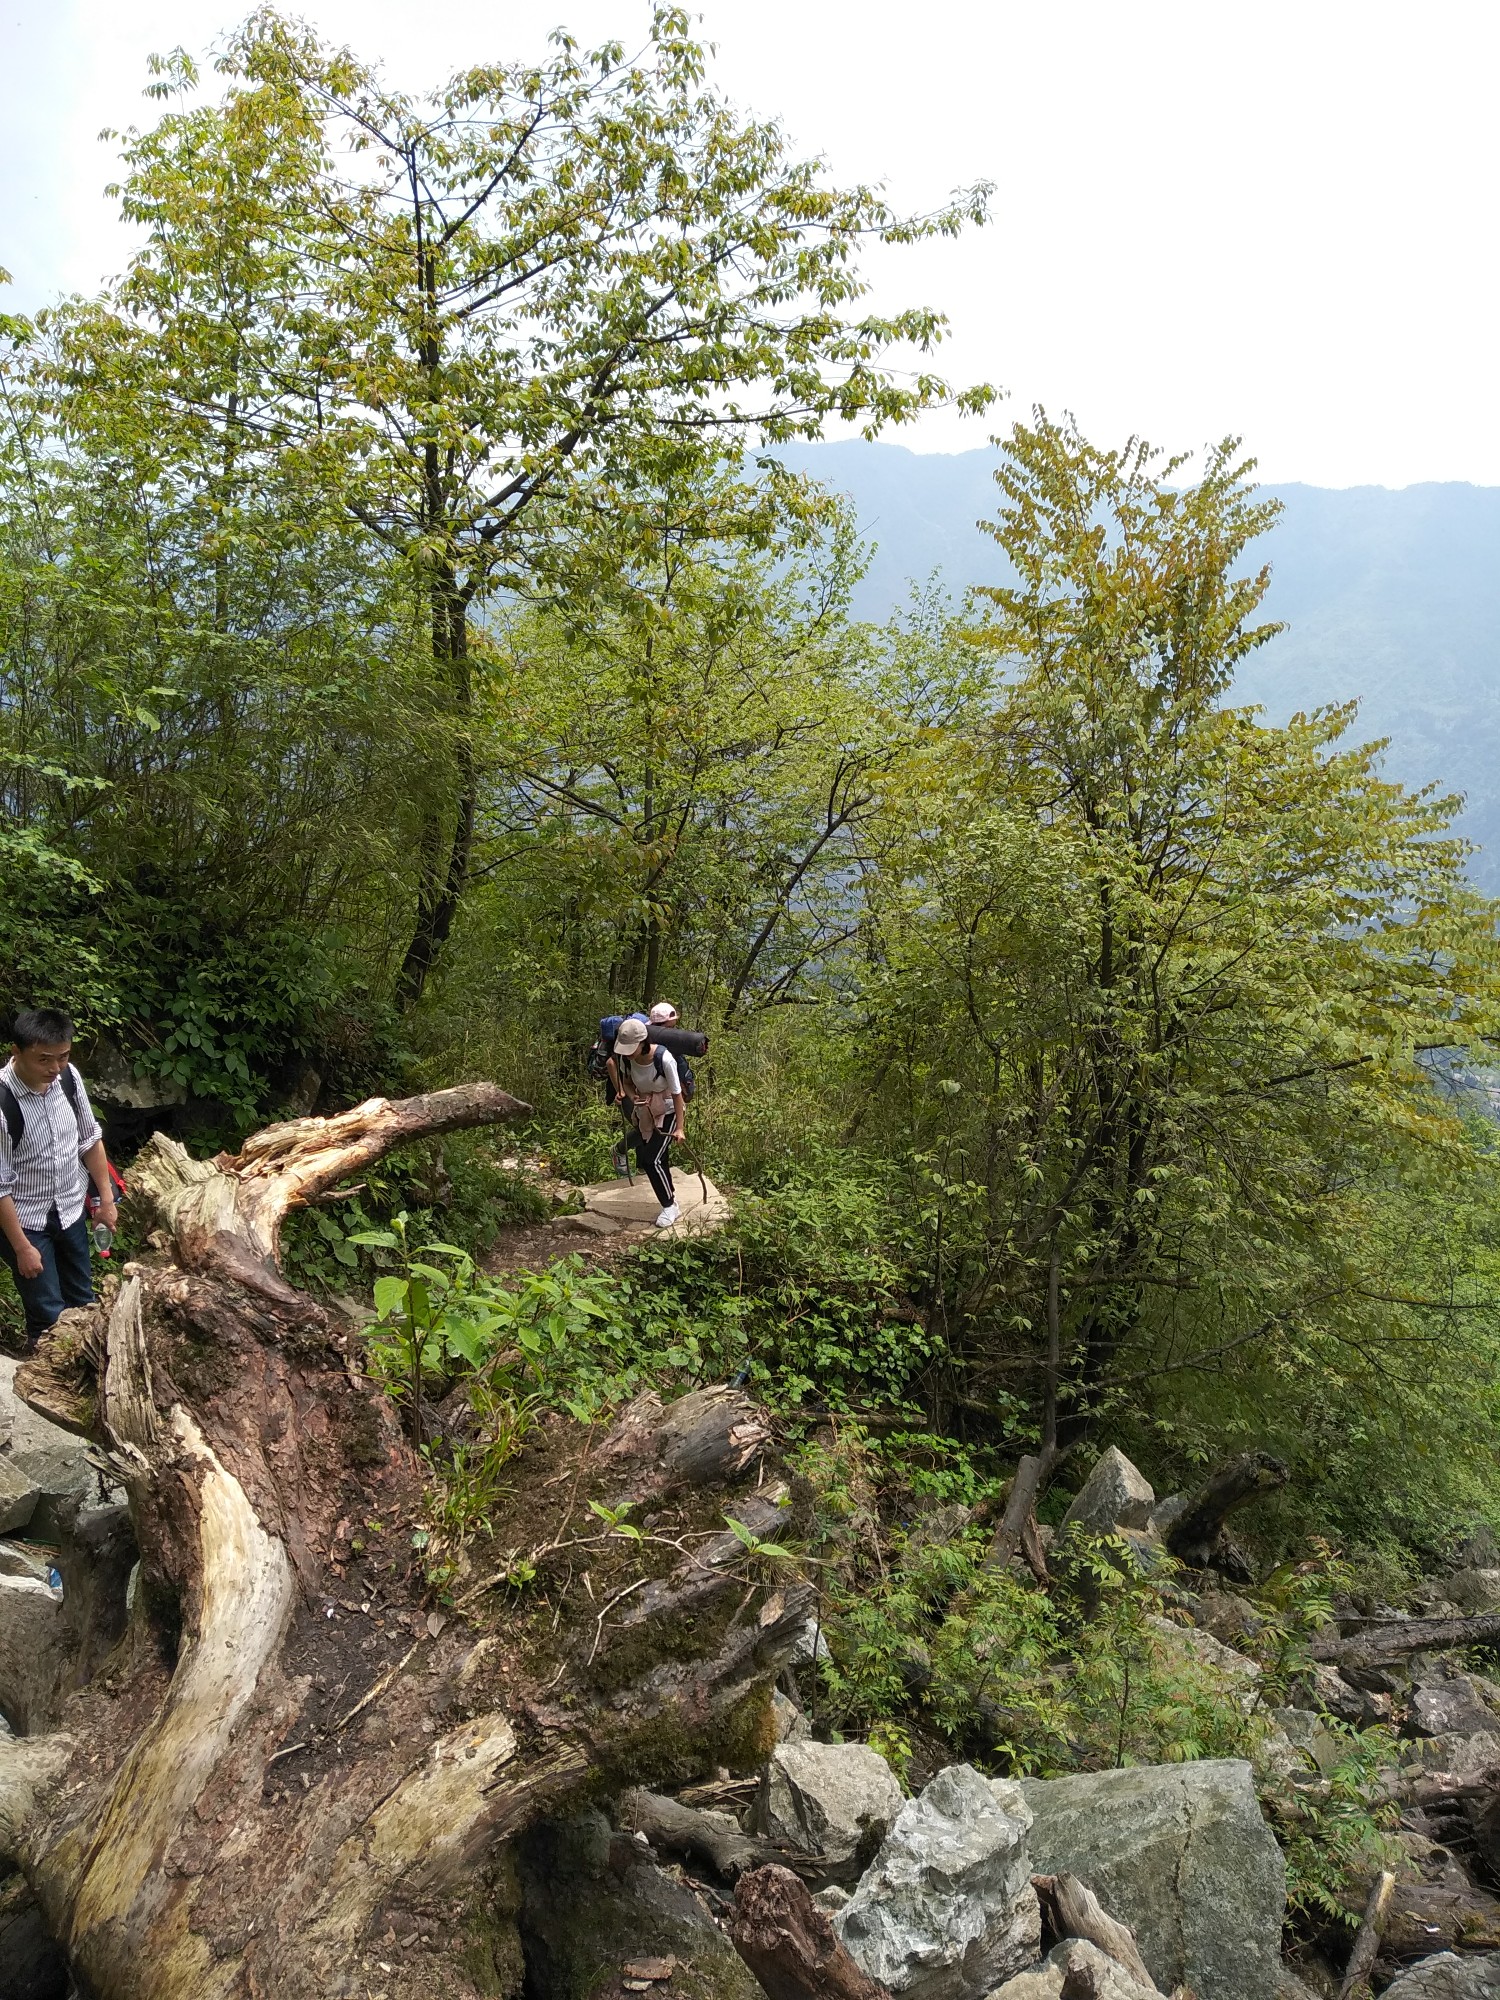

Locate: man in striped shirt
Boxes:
[0,1008,116,1344]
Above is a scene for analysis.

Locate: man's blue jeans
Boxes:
[0,1209,94,1339]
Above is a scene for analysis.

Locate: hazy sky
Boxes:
[3,1,1496,488]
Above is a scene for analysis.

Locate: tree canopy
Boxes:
[64,5,991,1001]
[1,13,1498,1563]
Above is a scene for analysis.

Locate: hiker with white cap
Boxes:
[608,1015,685,1227]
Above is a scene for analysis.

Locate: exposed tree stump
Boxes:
[1164,1451,1289,1571]
[0,1087,810,2000]
[1034,1872,1160,1991]
[1338,1868,1395,1999]
[730,1864,892,2000]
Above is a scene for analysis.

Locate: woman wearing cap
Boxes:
[609,1016,685,1227]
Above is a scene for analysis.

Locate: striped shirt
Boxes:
[0,1061,103,1231]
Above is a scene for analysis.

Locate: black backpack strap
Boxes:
[0,1069,85,1150]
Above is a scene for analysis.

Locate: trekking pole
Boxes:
[672,1127,711,1210]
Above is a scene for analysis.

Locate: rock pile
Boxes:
[530,1738,1287,2000]
[547,1438,1500,2000]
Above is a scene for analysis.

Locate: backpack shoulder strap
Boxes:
[60,1065,81,1116]
[0,1081,22,1150]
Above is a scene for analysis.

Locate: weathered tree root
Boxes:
[730,1863,892,2000]
[1034,1872,1160,1991]
[1338,1867,1395,2000]
[1,1084,806,2000]
[1163,1451,1289,1571]
[621,1787,816,1880]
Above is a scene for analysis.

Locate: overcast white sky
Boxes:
[2,1,1496,488]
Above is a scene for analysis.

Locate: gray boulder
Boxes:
[786,1615,832,1666]
[835,1762,1040,1999]
[986,1937,1159,1999]
[1270,1707,1344,1775]
[1412,1675,1500,1738]
[0,1573,69,1733]
[756,1739,903,1879]
[1456,1526,1500,1569]
[1020,1759,1285,2000]
[0,1355,96,1536]
[1407,1730,1500,1779]
[1062,1448,1156,1538]
[1194,1587,1268,1647]
[1149,1492,1190,1539]
[1383,1955,1500,1998]
[1274,1969,1323,2000]
[0,1539,52,1582]
[1146,1615,1261,1687]
[771,1688,811,1743]
[1442,1570,1500,1615]
[1289,1657,1393,1725]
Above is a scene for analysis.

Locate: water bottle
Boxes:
[91,1221,114,1256]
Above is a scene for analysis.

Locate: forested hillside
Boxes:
[781,440,1500,884]
[6,15,1500,2000]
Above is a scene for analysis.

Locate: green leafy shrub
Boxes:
[1261,1724,1401,1931]
[796,1427,1261,1774]
[281,1131,551,1294]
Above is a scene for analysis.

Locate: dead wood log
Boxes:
[1164,1451,1289,1570]
[130,1082,529,1298]
[1338,1868,1395,1999]
[730,1865,892,2000]
[612,1488,792,1633]
[1377,1874,1500,1956]
[985,1446,1062,1576]
[1311,1610,1500,1669]
[597,1382,771,1500]
[1034,1872,1161,1990]
[0,1085,811,2000]
[620,1788,812,1880]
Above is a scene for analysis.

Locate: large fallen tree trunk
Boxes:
[1311,1610,1500,1669]
[0,1087,809,2000]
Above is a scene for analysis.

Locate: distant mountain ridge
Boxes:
[778,441,1500,889]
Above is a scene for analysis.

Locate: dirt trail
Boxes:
[483,1171,731,1277]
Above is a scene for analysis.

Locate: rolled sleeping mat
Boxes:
[646,1025,708,1059]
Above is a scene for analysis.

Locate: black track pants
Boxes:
[634,1112,676,1207]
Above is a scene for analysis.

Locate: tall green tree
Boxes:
[0,307,437,1106]
[77,6,992,1003]
[867,417,1500,1476]
[469,468,895,1024]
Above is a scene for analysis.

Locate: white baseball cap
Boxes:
[648,1002,679,1025]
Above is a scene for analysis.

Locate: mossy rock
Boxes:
[516,1809,761,2000]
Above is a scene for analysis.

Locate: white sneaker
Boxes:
[654,1202,680,1228]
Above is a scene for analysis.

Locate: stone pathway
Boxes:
[560,1171,731,1242]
